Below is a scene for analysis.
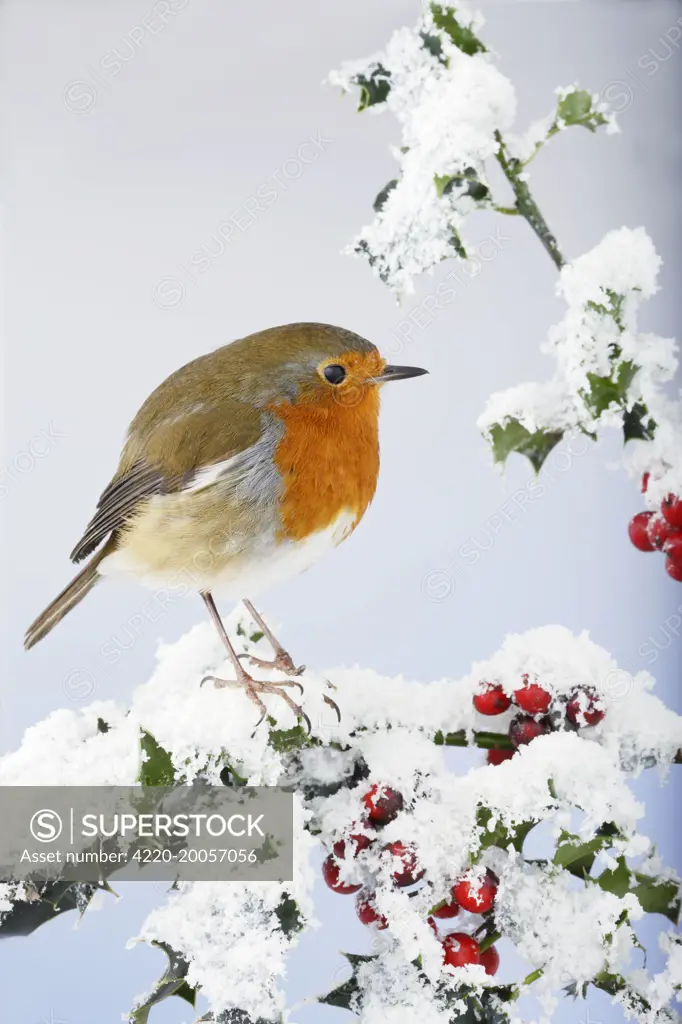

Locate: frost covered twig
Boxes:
[2,611,681,1023]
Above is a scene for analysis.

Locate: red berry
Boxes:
[647,514,676,550]
[480,945,500,976]
[663,533,682,567]
[566,690,605,728]
[641,472,650,494]
[473,683,511,716]
[355,892,388,929]
[431,900,460,920]
[427,915,438,934]
[509,714,552,748]
[486,748,515,766]
[513,678,551,715]
[321,855,362,894]
[662,494,682,529]
[383,841,424,887]
[628,512,656,552]
[362,784,404,825]
[452,870,498,913]
[333,831,374,859]
[442,932,481,968]
[665,557,682,583]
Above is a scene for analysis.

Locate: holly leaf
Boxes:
[553,828,619,878]
[623,403,657,442]
[268,723,311,753]
[630,873,681,924]
[373,179,398,213]
[430,3,487,55]
[557,89,608,132]
[129,942,196,1024]
[275,893,303,936]
[597,857,681,923]
[476,807,536,855]
[139,731,175,787]
[419,31,447,64]
[354,65,391,111]
[0,881,110,938]
[488,419,564,472]
[319,953,377,1011]
[434,169,490,203]
[581,360,638,419]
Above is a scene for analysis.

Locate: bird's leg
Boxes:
[199,592,310,733]
[238,598,305,676]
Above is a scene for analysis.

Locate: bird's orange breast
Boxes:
[269,388,381,542]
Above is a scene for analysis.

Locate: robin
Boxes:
[25,323,427,725]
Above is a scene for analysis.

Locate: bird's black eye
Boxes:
[323,364,346,385]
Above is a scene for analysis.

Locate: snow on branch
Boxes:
[478,227,681,497]
[1,609,681,1022]
[329,2,616,291]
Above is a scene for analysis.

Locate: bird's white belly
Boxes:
[99,508,357,598]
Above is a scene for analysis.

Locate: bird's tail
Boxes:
[24,549,107,650]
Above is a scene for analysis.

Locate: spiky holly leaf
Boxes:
[476,806,537,855]
[139,731,175,787]
[319,953,377,1011]
[373,179,398,212]
[128,942,196,1024]
[597,856,681,924]
[275,893,303,936]
[0,881,111,938]
[488,419,564,472]
[581,360,639,419]
[557,89,608,132]
[623,402,657,442]
[354,65,391,111]
[553,825,621,878]
[434,169,490,202]
[430,3,487,55]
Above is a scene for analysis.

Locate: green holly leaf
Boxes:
[419,31,447,64]
[373,179,398,212]
[597,856,681,923]
[553,826,620,878]
[449,228,467,259]
[268,723,311,753]
[623,403,657,442]
[434,169,490,203]
[557,89,608,132]
[354,65,391,111]
[0,881,111,938]
[139,731,175,787]
[582,360,639,419]
[488,419,564,472]
[319,953,377,1010]
[129,942,196,1024]
[476,807,536,855]
[275,893,303,936]
[430,3,487,55]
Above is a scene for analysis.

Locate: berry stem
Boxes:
[478,931,501,953]
[434,729,514,750]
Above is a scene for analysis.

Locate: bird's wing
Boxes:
[69,392,265,564]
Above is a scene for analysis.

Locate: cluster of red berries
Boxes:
[628,477,682,583]
[321,783,501,973]
[473,675,606,765]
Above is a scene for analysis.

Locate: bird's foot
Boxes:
[200,672,311,735]
[240,599,305,676]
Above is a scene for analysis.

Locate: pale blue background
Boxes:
[2,1,681,1021]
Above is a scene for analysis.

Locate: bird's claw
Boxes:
[323,693,342,722]
[200,673,311,735]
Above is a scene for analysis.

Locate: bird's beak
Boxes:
[374,364,429,384]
